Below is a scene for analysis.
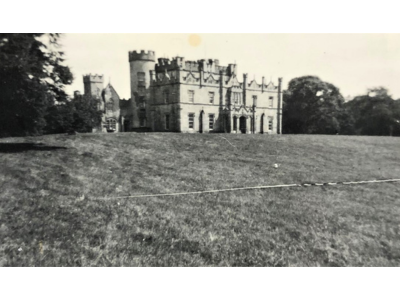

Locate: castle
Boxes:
[81,50,283,134]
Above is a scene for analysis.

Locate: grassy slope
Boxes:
[0,133,399,266]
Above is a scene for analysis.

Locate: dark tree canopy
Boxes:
[45,93,102,134]
[0,34,73,137]
[345,87,400,136]
[283,76,348,134]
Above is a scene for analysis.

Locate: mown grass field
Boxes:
[0,133,399,266]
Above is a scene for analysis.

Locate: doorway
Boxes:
[260,114,265,134]
[239,116,247,134]
[123,119,131,132]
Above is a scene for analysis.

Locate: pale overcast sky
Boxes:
[62,33,400,100]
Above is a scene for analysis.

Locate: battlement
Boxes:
[157,57,172,66]
[187,59,235,74]
[184,60,200,72]
[155,56,185,72]
[154,55,234,75]
[129,50,155,62]
[83,74,104,83]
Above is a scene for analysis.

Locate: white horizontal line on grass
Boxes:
[97,179,400,200]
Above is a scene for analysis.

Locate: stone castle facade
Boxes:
[82,50,282,134]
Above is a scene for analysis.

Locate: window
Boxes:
[269,96,273,108]
[140,118,146,127]
[106,102,113,111]
[138,86,145,94]
[164,90,169,103]
[188,90,194,103]
[268,117,273,131]
[165,115,170,130]
[209,92,215,104]
[232,92,241,105]
[106,119,116,131]
[137,72,145,87]
[233,116,237,131]
[209,114,215,130]
[253,95,257,107]
[188,113,195,129]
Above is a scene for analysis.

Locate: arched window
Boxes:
[106,119,116,131]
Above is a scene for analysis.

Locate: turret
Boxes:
[128,50,156,129]
[129,50,156,93]
[129,50,156,62]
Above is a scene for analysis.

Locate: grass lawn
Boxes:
[0,133,399,266]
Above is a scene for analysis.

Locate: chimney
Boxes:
[262,77,265,93]
[243,73,247,106]
[199,59,205,88]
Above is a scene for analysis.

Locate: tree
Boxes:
[283,76,348,134]
[0,34,73,137]
[345,87,400,136]
[45,93,102,134]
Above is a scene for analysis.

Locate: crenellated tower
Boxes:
[83,74,104,99]
[129,50,156,129]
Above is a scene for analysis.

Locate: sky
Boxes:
[62,33,400,100]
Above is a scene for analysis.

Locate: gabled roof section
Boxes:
[248,79,260,89]
[204,73,218,84]
[103,83,121,100]
[226,74,241,87]
[266,81,276,90]
[231,105,254,114]
[184,71,199,83]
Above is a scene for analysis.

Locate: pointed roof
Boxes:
[265,81,276,90]
[248,79,260,89]
[226,74,241,87]
[102,83,121,101]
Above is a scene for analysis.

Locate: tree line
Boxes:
[283,76,400,136]
[1,34,400,137]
